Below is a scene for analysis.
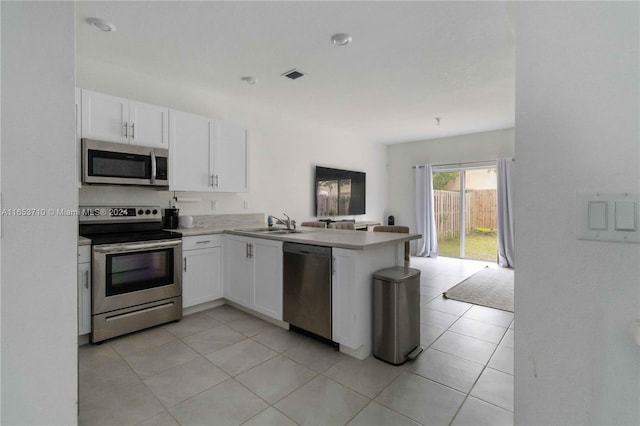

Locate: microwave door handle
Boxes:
[150,150,156,184]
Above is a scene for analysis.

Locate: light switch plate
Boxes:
[587,201,608,230]
[577,192,639,243]
[615,201,637,231]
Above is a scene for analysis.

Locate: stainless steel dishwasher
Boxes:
[283,242,332,340]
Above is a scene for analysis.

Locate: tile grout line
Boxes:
[418,293,513,425]
[82,261,512,425]
[121,316,287,424]
[447,323,513,425]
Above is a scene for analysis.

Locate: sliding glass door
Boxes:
[433,166,498,262]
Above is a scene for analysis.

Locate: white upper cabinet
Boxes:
[128,101,169,148]
[169,110,214,192]
[170,110,249,193]
[81,90,127,143]
[213,120,249,193]
[81,89,168,148]
[79,89,248,192]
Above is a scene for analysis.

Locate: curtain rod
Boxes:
[412,158,514,168]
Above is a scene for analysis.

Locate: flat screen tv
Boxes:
[315,166,366,217]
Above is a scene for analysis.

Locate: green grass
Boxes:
[438,229,497,262]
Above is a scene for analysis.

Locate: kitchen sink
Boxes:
[236,227,303,234]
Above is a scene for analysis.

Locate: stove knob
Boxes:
[138,209,143,215]
[145,209,151,215]
[152,209,158,215]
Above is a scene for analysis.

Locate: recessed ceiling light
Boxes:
[241,76,258,85]
[330,33,352,46]
[86,17,116,32]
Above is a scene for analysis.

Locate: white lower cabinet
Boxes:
[78,245,91,336]
[331,245,398,359]
[224,235,283,320]
[224,235,254,306]
[252,239,283,319]
[182,235,223,308]
[331,248,357,347]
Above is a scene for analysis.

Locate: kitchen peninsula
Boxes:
[186,224,420,360]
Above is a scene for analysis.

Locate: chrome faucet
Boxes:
[269,213,296,230]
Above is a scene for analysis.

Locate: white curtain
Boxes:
[497,158,515,268]
[415,165,438,257]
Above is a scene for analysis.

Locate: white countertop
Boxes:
[226,227,419,250]
[78,236,92,246]
[79,224,420,250]
[173,225,239,237]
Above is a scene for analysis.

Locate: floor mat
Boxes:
[444,266,514,312]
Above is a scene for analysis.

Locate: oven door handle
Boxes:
[94,240,181,254]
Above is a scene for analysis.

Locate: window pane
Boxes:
[463,168,497,262]
[433,171,461,258]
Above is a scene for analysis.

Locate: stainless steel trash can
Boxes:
[373,266,422,365]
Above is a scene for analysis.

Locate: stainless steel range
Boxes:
[79,206,183,343]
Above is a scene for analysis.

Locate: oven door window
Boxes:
[106,248,174,296]
[88,149,151,180]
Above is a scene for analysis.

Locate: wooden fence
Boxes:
[434,189,497,240]
[471,190,497,229]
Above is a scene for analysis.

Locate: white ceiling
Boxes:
[76,1,515,145]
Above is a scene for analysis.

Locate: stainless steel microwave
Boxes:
[82,139,169,187]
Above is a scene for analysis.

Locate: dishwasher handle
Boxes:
[283,242,331,257]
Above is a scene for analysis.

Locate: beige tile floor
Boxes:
[79,256,514,425]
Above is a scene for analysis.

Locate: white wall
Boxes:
[515,3,639,425]
[1,2,78,424]
[0,3,3,421]
[386,128,513,242]
[77,57,387,224]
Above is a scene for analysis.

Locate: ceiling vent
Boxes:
[282,69,305,80]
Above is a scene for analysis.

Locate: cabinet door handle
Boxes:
[124,121,128,138]
[215,174,219,188]
[184,257,187,272]
[246,242,250,258]
[210,174,215,187]
[131,122,135,139]
[249,243,253,258]
[196,240,211,244]
[85,270,89,289]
